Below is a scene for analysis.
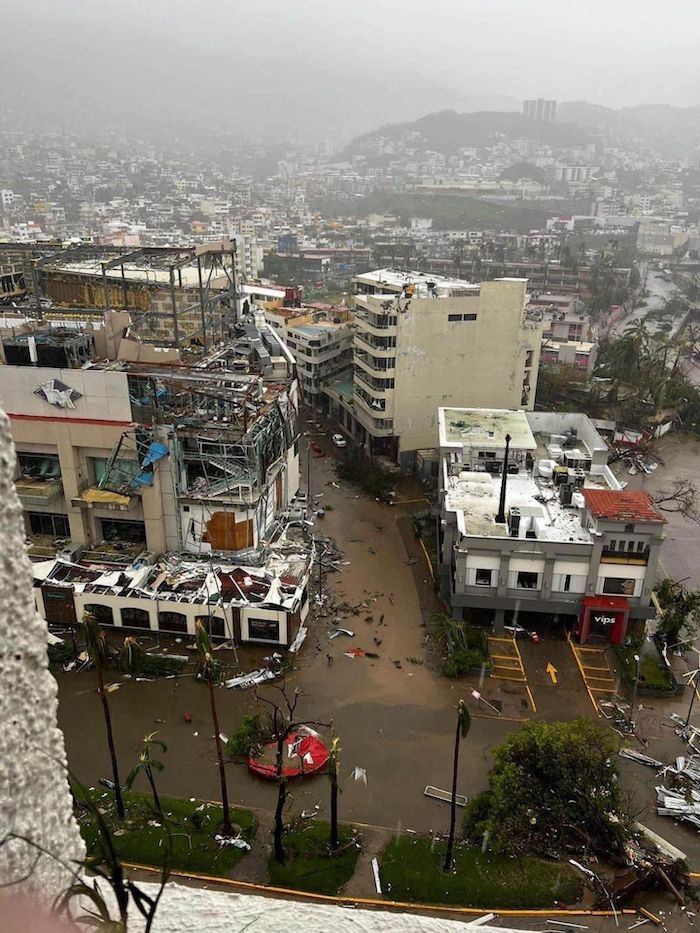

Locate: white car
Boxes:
[331,433,347,448]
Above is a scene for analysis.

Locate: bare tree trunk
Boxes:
[443,715,461,871]
[145,765,162,818]
[208,678,232,834]
[96,659,125,820]
[330,761,339,851]
[273,733,286,863]
[274,779,287,864]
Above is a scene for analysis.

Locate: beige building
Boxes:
[327,269,544,467]
[0,313,300,569]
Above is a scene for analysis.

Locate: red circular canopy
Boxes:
[248,729,329,780]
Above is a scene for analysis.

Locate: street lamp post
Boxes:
[628,653,641,730]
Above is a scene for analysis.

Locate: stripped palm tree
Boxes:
[195,621,233,835]
[443,699,471,872]
[126,732,167,818]
[83,611,125,820]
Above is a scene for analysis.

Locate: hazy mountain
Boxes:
[558,101,700,155]
[339,109,590,158]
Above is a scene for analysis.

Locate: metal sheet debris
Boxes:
[424,785,467,806]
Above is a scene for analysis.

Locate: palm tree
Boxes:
[126,732,167,818]
[443,699,471,872]
[328,736,341,851]
[195,622,233,835]
[83,611,125,820]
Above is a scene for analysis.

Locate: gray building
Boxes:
[438,408,665,642]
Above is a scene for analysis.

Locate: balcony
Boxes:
[355,349,395,376]
[354,368,393,397]
[354,332,396,359]
[353,310,397,336]
[601,547,650,565]
[15,475,64,506]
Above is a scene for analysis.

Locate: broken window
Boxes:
[120,606,151,629]
[247,617,280,641]
[602,577,636,596]
[196,615,226,639]
[100,519,147,544]
[158,611,188,634]
[85,603,114,626]
[28,512,70,537]
[475,568,493,586]
[516,571,539,590]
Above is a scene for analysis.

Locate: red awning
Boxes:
[582,595,629,610]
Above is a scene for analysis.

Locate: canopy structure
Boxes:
[248,728,329,780]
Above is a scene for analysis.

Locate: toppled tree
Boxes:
[655,577,700,647]
[463,719,628,861]
[654,478,700,524]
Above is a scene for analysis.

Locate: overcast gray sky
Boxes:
[1,0,698,140]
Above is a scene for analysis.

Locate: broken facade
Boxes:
[0,307,305,645]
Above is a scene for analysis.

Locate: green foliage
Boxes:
[431,614,490,677]
[227,713,270,760]
[613,645,676,691]
[267,821,360,895]
[48,639,76,666]
[380,836,582,908]
[655,578,700,644]
[336,453,395,500]
[595,322,700,433]
[463,719,627,859]
[75,787,257,875]
[139,653,187,677]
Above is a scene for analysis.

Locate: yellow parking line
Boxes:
[567,631,601,715]
[512,637,537,713]
[491,674,527,683]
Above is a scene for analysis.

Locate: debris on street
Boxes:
[619,748,663,767]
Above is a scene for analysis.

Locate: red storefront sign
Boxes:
[577,595,630,645]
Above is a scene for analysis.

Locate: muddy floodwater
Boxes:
[57,437,509,833]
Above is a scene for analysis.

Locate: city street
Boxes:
[54,424,700,876]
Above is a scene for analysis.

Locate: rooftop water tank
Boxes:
[537,459,556,479]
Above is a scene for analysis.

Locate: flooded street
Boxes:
[56,429,517,833]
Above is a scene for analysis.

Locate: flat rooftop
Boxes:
[354,268,481,296]
[439,408,537,450]
[444,467,612,543]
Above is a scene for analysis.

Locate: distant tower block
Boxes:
[523,99,557,122]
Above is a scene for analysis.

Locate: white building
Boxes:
[438,408,665,641]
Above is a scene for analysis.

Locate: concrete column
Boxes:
[586,539,604,595]
[496,553,509,598]
[542,555,555,598]
[493,608,505,632]
[643,539,664,597]
[55,429,88,545]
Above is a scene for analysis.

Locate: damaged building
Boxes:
[437,407,666,643]
[0,306,305,643]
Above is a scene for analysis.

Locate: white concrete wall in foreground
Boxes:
[0,408,86,897]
